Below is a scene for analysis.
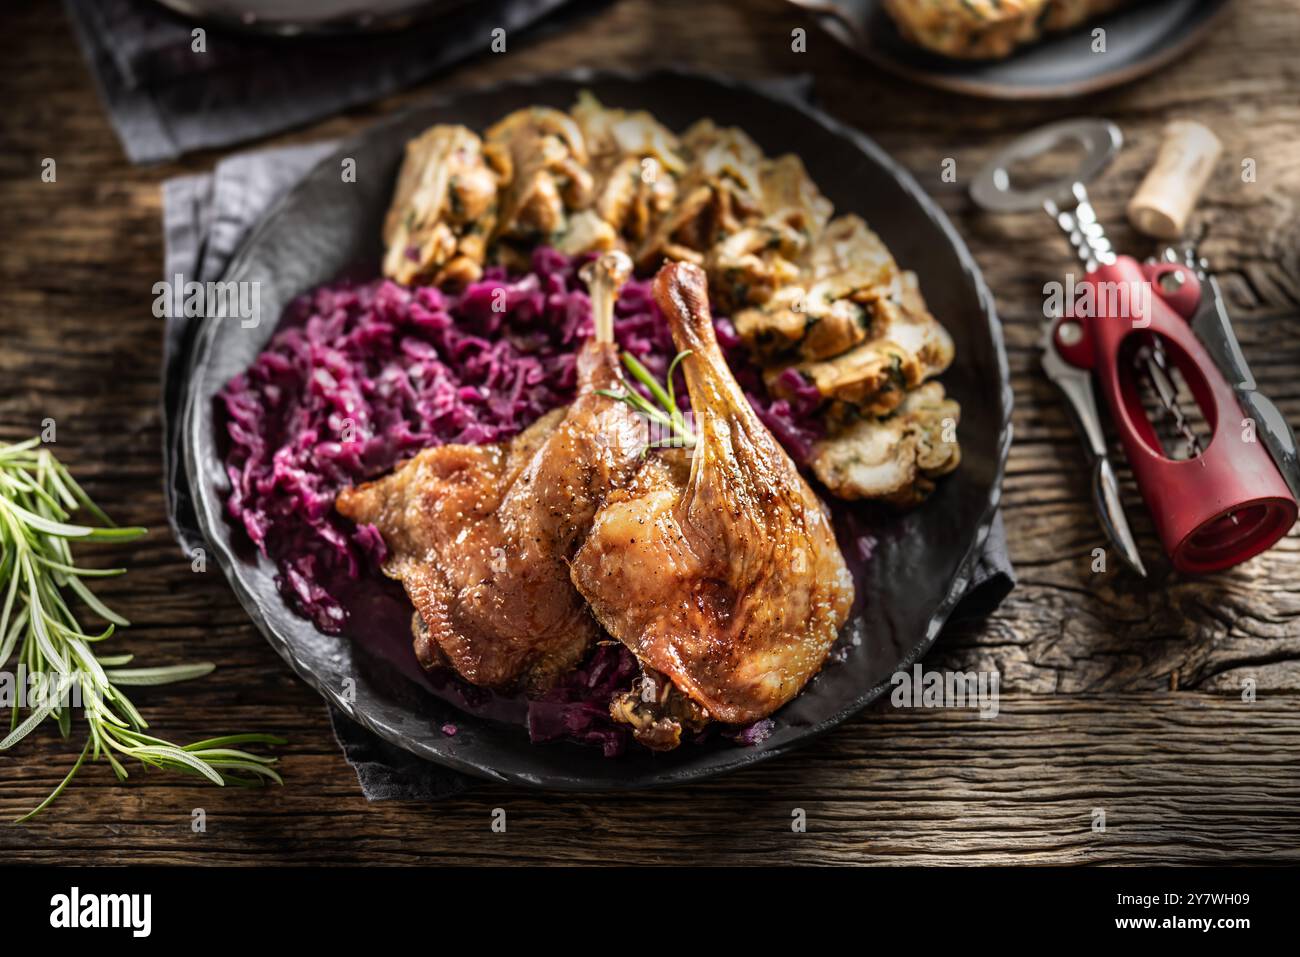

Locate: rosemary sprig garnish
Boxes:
[598,350,697,453]
[0,438,283,821]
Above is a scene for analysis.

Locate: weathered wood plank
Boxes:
[2,694,1297,865]
[0,0,1297,864]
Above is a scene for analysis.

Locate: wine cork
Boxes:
[1127,120,1223,239]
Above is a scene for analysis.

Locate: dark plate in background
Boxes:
[148,0,473,35]
[789,0,1232,99]
[183,69,1011,788]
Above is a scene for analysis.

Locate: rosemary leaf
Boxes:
[600,350,698,451]
[104,663,217,686]
[0,439,283,821]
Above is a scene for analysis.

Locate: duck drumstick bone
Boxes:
[580,250,633,344]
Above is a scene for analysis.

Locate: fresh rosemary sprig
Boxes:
[598,350,698,453]
[0,438,283,822]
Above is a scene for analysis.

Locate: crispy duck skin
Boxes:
[571,263,855,728]
[335,255,644,693]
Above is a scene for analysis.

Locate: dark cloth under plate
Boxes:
[64,0,594,164]
[160,138,1015,802]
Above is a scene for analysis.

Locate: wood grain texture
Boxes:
[0,0,1297,865]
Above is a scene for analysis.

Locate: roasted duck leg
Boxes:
[571,262,855,742]
[336,252,645,693]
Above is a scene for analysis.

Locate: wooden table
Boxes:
[1,0,1297,865]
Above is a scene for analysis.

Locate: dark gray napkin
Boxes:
[161,141,339,554]
[65,0,592,164]
[161,139,1014,801]
[329,707,473,800]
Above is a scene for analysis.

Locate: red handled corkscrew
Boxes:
[971,120,1298,576]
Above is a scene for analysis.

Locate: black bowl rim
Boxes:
[183,66,1013,789]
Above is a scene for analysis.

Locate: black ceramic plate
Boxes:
[789,0,1232,99]
[184,69,1011,788]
